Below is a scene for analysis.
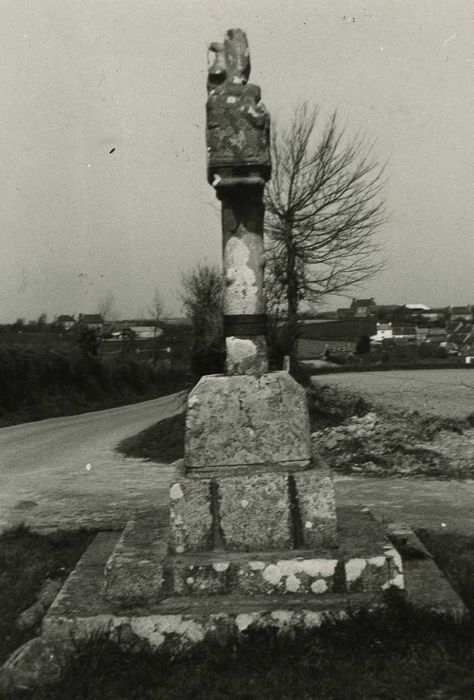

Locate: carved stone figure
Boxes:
[206,29,271,189]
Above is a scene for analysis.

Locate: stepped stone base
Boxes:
[40,509,466,658]
[184,371,311,475]
[93,507,401,605]
[43,532,380,652]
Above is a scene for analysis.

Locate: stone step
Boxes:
[43,532,385,652]
[167,551,340,597]
[103,507,403,604]
[104,514,168,606]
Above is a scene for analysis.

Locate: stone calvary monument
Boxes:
[163,27,401,593]
[1,32,461,691]
[42,28,405,645]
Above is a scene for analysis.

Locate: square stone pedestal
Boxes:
[43,506,420,659]
[184,371,311,475]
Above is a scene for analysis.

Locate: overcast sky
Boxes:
[1,0,473,322]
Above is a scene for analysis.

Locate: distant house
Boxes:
[54,314,75,330]
[129,326,162,340]
[77,314,104,331]
[350,298,376,318]
[450,306,473,323]
[404,303,431,312]
[371,322,393,343]
[374,304,401,317]
[425,327,447,344]
[392,326,417,341]
[336,307,355,319]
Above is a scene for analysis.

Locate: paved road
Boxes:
[0,392,187,533]
[314,369,474,421]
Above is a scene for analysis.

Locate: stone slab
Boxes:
[104,515,168,605]
[169,477,213,553]
[219,471,292,550]
[293,467,337,548]
[101,508,407,604]
[184,371,311,474]
[170,461,338,553]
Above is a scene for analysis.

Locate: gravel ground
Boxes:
[312,410,474,479]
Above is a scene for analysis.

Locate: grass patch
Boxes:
[0,525,95,665]
[117,413,185,463]
[44,600,474,699]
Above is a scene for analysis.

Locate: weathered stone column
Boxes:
[206,29,271,375]
[221,187,267,374]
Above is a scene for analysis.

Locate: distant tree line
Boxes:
[0,344,190,425]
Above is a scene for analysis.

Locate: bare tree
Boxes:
[148,289,165,323]
[148,289,165,364]
[179,262,224,376]
[264,103,387,358]
[97,290,117,322]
